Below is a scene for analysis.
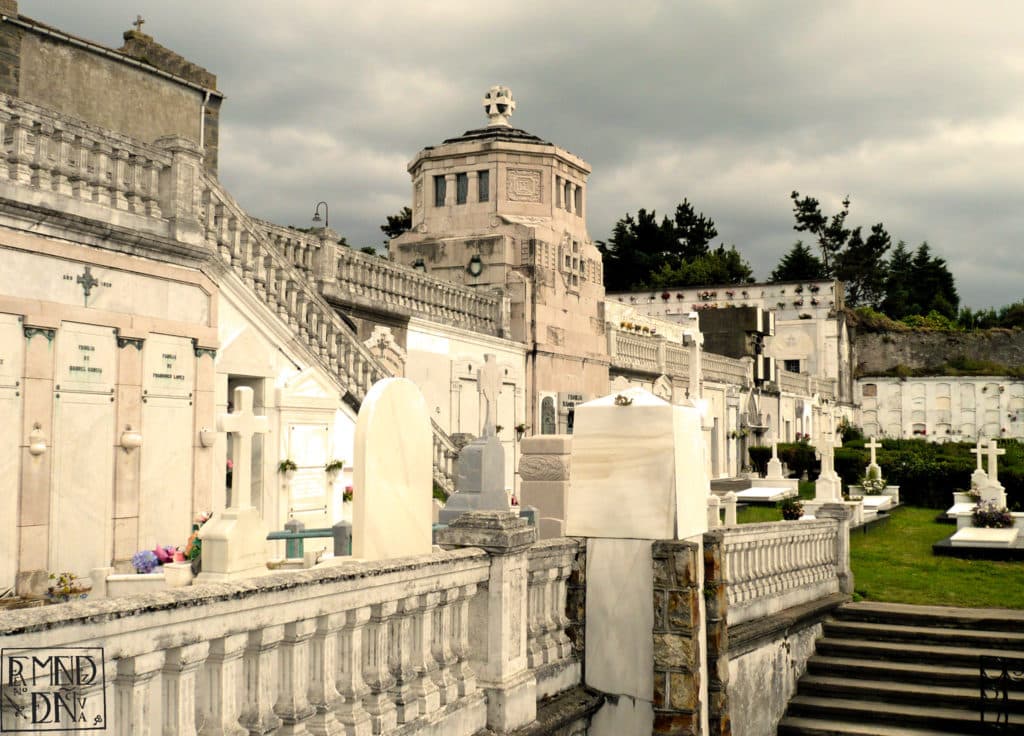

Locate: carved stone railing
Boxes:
[702,352,750,387]
[0,94,171,224]
[812,376,837,400]
[665,342,690,379]
[778,369,807,395]
[526,538,580,699]
[0,551,491,735]
[198,175,458,492]
[609,329,661,373]
[716,520,841,626]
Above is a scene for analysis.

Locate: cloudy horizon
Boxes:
[30,1,1024,310]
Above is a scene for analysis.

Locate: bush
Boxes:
[749,443,819,480]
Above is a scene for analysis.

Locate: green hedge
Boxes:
[750,439,1024,509]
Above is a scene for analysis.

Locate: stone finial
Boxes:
[483,85,515,127]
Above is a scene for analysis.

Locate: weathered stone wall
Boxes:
[855,329,1024,375]
[651,540,703,736]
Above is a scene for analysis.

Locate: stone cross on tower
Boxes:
[970,436,989,490]
[218,386,269,509]
[971,438,986,472]
[985,439,1006,486]
[483,85,515,127]
[866,437,882,467]
[132,15,145,32]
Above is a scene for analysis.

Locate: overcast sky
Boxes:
[31,1,1024,309]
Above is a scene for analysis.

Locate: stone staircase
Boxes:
[778,602,1024,734]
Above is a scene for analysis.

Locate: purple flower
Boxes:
[132,549,160,574]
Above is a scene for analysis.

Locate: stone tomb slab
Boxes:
[859,495,893,511]
[565,388,707,540]
[352,378,433,560]
[0,314,23,591]
[950,527,1020,548]
[733,486,797,503]
[946,502,976,517]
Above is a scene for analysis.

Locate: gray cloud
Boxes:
[27,0,1024,308]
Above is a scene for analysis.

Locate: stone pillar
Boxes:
[816,503,854,594]
[113,333,144,565]
[722,492,737,526]
[17,321,57,595]
[702,532,730,736]
[154,135,204,245]
[467,170,479,204]
[518,435,572,539]
[437,511,537,732]
[192,345,217,516]
[706,494,721,529]
[313,229,339,286]
[444,173,456,206]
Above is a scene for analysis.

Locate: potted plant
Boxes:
[46,571,90,604]
[859,473,887,496]
[514,423,528,441]
[325,458,345,481]
[779,497,804,521]
[278,458,298,483]
[972,501,1013,529]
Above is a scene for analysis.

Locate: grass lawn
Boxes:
[735,481,816,524]
[851,506,1024,609]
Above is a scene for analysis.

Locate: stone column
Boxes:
[816,503,854,594]
[313,228,339,287]
[154,135,204,245]
[518,435,572,539]
[17,321,57,596]
[444,173,456,206]
[437,511,537,732]
[113,333,144,565]
[467,171,479,204]
[192,344,217,516]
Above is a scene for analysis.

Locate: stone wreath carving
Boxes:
[518,455,569,481]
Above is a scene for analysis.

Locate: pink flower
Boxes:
[226,459,234,470]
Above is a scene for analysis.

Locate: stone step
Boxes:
[833,601,1024,633]
[785,694,1022,734]
[823,618,1024,651]
[807,655,984,688]
[816,636,1024,668]
[798,673,1024,712]
[777,715,953,736]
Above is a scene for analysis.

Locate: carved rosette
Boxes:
[518,455,569,482]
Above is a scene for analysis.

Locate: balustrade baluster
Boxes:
[408,592,442,720]
[30,121,52,190]
[199,633,248,736]
[69,134,89,199]
[363,601,398,734]
[126,155,145,212]
[452,583,477,697]
[111,148,129,210]
[275,620,316,734]
[389,598,419,723]
[431,589,458,705]
[335,607,373,734]
[144,159,162,217]
[526,568,545,669]
[114,652,164,736]
[90,141,111,204]
[554,560,574,660]
[7,116,32,184]
[53,128,74,196]
[240,625,283,736]
[307,613,344,736]
[162,642,209,736]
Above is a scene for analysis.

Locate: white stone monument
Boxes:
[197,386,271,581]
[765,438,785,481]
[813,431,842,503]
[864,437,882,480]
[565,387,708,540]
[351,378,433,560]
[981,439,1007,507]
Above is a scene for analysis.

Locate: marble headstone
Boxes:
[352,378,432,560]
[813,432,842,502]
[565,387,708,540]
[970,438,989,491]
[765,438,784,480]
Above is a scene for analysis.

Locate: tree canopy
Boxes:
[598,199,753,291]
[770,242,827,282]
[380,206,412,241]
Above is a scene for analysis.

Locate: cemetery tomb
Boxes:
[0,314,23,591]
[950,527,1020,548]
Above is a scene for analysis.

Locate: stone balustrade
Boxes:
[715,519,843,626]
[0,95,171,224]
[778,369,807,395]
[811,376,837,400]
[334,246,505,336]
[1,551,492,735]
[526,539,580,699]
[665,342,691,379]
[702,352,750,386]
[607,325,695,385]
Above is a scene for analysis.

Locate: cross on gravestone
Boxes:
[770,437,779,460]
[972,438,986,471]
[132,15,145,32]
[218,386,269,509]
[866,437,882,467]
[479,353,501,437]
[985,439,1006,485]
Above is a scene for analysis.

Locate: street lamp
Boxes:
[312,201,329,228]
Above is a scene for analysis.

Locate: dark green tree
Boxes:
[790,191,852,275]
[380,206,412,241]
[879,241,914,318]
[770,241,827,282]
[909,242,959,318]
[836,222,891,307]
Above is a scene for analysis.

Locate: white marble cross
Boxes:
[218,386,269,509]
[866,437,881,466]
[770,437,779,460]
[818,431,835,475]
[985,439,1006,484]
[971,437,985,471]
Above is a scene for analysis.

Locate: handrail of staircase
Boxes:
[198,172,458,492]
[979,655,1024,728]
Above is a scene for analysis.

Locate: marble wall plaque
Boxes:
[506,169,542,202]
[56,323,116,394]
[143,334,195,399]
[352,378,432,560]
[0,315,22,590]
[286,423,329,529]
[139,396,193,550]
[50,391,115,579]
[565,388,709,540]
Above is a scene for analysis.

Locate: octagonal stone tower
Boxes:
[391,86,608,426]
